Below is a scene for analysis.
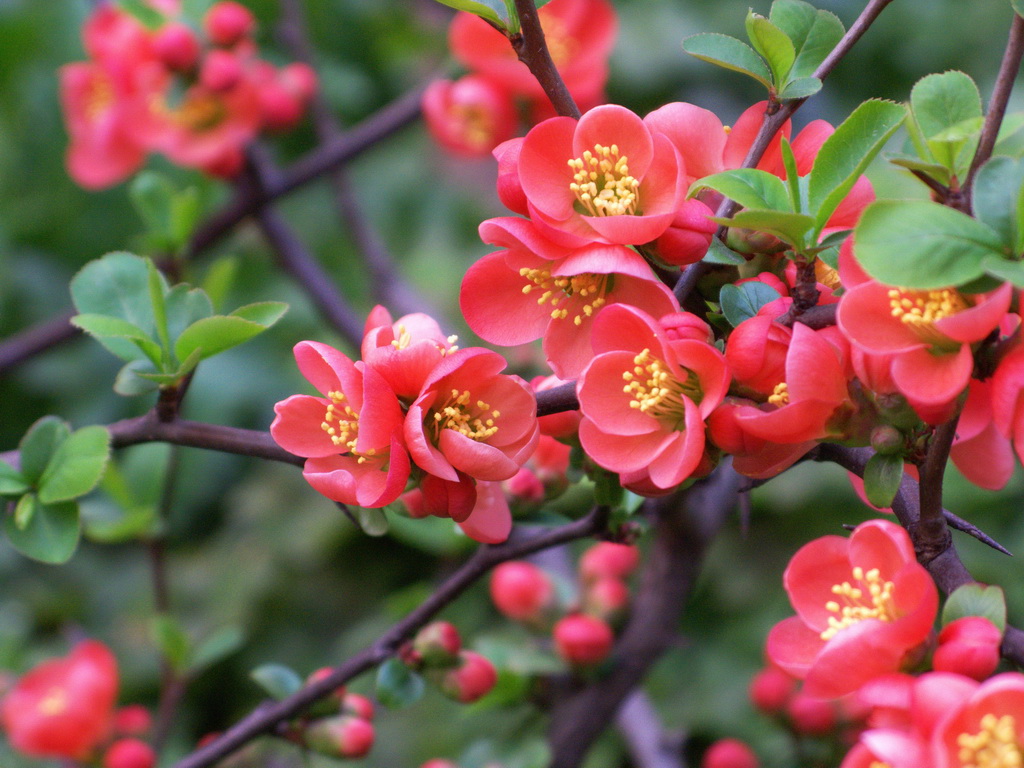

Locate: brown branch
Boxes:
[914,417,959,563]
[173,505,610,768]
[536,381,579,417]
[510,0,580,119]
[966,12,1024,195]
[778,302,837,329]
[0,311,79,376]
[547,463,742,768]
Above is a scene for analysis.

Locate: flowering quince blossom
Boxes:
[576,304,729,491]
[766,519,938,699]
[361,305,460,401]
[1,640,119,759]
[461,216,679,378]
[517,104,686,247]
[932,673,1024,767]
[421,75,518,158]
[271,341,411,508]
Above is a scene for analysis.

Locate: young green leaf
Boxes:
[942,583,1007,632]
[173,304,285,363]
[682,34,773,89]
[807,100,906,235]
[355,506,389,536]
[745,11,795,86]
[702,239,747,265]
[147,259,171,355]
[778,76,822,101]
[130,172,176,237]
[19,416,71,485]
[229,301,289,326]
[4,496,81,564]
[855,199,1005,289]
[38,426,111,505]
[689,168,792,212]
[887,155,953,187]
[190,626,245,673]
[713,209,815,249]
[71,314,163,365]
[114,361,161,397]
[981,256,1024,287]
[164,284,215,341]
[909,71,982,173]
[429,0,506,28]
[152,615,192,673]
[251,663,305,700]
[770,0,844,79]
[972,156,1024,254]
[200,257,239,312]
[719,282,783,327]
[862,452,903,508]
[376,658,426,709]
[0,461,29,497]
[780,136,801,212]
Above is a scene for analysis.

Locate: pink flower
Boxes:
[577,305,729,490]
[932,673,1024,767]
[517,104,686,246]
[271,341,411,508]
[766,519,938,699]
[422,75,518,157]
[361,305,459,401]
[2,640,119,759]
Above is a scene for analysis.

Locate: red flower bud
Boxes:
[655,199,717,267]
[932,616,1002,681]
[103,738,157,768]
[490,561,555,622]
[204,1,255,46]
[306,667,346,700]
[413,621,463,668]
[112,705,152,736]
[153,22,200,71]
[199,50,243,92]
[304,715,375,759]
[259,82,304,132]
[342,692,375,721]
[701,738,758,768]
[582,577,630,622]
[786,692,836,735]
[553,614,614,667]
[437,651,497,703]
[748,666,796,715]
[579,543,639,582]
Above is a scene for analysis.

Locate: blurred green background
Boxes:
[1,0,1023,766]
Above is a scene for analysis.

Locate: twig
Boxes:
[778,302,837,329]
[173,505,611,768]
[915,417,959,563]
[615,691,686,768]
[536,381,579,417]
[966,12,1024,195]
[509,0,580,119]
[0,311,79,376]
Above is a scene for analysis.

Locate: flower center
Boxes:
[433,389,500,441]
[519,267,609,326]
[389,325,459,355]
[320,390,376,464]
[568,144,640,217]
[38,687,68,716]
[622,348,701,428]
[86,73,114,121]
[957,713,1023,768]
[540,13,576,66]
[768,381,790,407]
[820,566,897,641]
[887,288,969,350]
[450,103,494,151]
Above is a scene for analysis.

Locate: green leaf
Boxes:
[190,626,245,673]
[855,199,1006,288]
[81,500,158,544]
[170,187,201,250]
[354,506,389,536]
[376,658,425,709]
[689,168,792,212]
[778,76,822,100]
[808,100,906,235]
[114,361,161,397]
[910,71,982,173]
[1015,0,1024,20]
[714,209,816,249]
[147,259,171,355]
[164,284,214,341]
[71,314,163,365]
[719,282,783,327]
[181,0,215,25]
[972,156,1024,254]
[745,11,795,85]
[887,155,953,187]
[702,239,746,265]
[130,172,176,237]
[38,426,111,505]
[942,583,1007,632]
[4,496,80,564]
[19,416,71,485]
[200,257,239,312]
[152,615,192,673]
[681,33,773,89]
[862,452,904,508]
[229,301,289,326]
[174,303,286,362]
[982,256,1024,287]
[428,0,506,27]
[780,136,801,211]
[0,462,29,497]
[774,2,844,79]
[250,663,304,700]
[115,0,166,28]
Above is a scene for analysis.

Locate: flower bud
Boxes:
[579,543,639,583]
[259,82,304,131]
[932,616,1002,681]
[654,199,717,267]
[412,621,462,668]
[103,739,157,768]
[436,651,497,703]
[304,715,375,759]
[490,561,555,622]
[582,577,630,622]
[701,738,758,768]
[153,22,200,71]
[748,666,796,715]
[870,425,904,456]
[786,692,836,735]
[280,63,318,102]
[553,614,614,667]
[421,760,459,768]
[341,692,375,721]
[199,50,243,92]
[204,1,255,46]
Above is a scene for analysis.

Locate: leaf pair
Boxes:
[428,0,554,34]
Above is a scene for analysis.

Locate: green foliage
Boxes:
[252,663,306,700]
[769,0,843,79]
[70,252,287,394]
[972,156,1024,257]
[942,583,1007,632]
[376,657,426,709]
[862,453,903,508]
[152,615,193,673]
[907,71,983,182]
[425,0,553,34]
[130,172,202,256]
[689,169,792,212]
[115,0,166,28]
[681,33,774,89]
[3,496,80,564]
[719,282,783,327]
[701,239,746,265]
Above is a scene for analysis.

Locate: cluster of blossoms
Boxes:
[421,0,616,156]
[62,0,316,188]
[399,622,498,703]
[0,640,156,768]
[490,541,640,668]
[297,670,377,760]
[270,306,540,544]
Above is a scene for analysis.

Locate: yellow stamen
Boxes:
[320,390,374,464]
[768,381,790,407]
[519,267,608,325]
[568,144,640,217]
[85,73,114,121]
[38,688,68,716]
[957,713,1023,768]
[887,287,969,350]
[820,566,898,641]
[621,348,702,428]
[433,389,500,441]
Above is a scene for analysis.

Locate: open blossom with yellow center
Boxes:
[957,713,1023,768]
[820,566,897,641]
[621,347,702,427]
[568,143,640,217]
[432,389,501,442]
[519,266,608,325]
[320,390,378,464]
[887,287,970,348]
